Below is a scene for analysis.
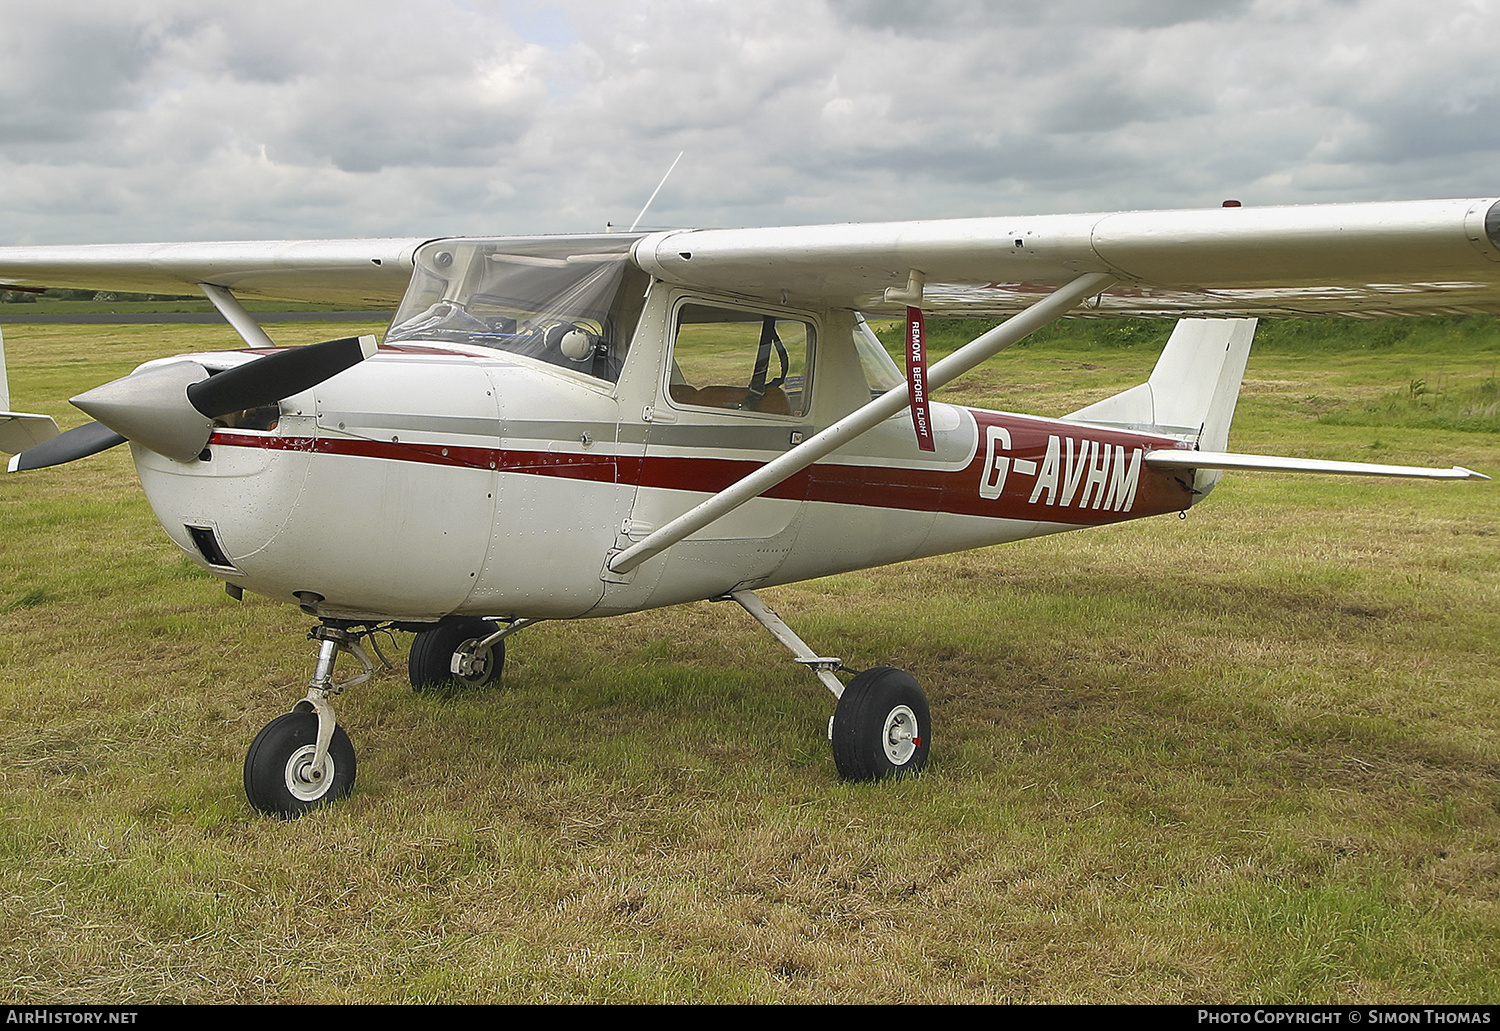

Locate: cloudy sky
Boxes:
[3,0,1497,244]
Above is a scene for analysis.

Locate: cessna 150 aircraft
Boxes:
[0,196,1495,817]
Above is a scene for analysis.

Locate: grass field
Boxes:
[1,317,1497,1003]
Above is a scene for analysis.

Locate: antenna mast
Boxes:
[629,152,684,232]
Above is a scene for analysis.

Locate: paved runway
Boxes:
[0,311,388,324]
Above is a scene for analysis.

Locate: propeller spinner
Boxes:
[8,335,377,472]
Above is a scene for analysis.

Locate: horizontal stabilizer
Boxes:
[0,324,61,453]
[0,411,60,454]
[1144,449,1490,480]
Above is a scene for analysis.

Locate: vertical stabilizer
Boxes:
[0,324,9,412]
[1062,317,1256,498]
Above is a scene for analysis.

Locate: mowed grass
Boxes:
[1,318,1498,1003]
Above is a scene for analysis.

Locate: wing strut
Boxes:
[607,271,1117,575]
[199,282,277,349]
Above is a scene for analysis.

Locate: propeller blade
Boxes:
[7,421,126,472]
[71,334,378,463]
[187,335,378,418]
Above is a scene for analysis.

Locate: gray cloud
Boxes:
[0,12,162,145]
[827,0,1258,35]
[2,0,1497,244]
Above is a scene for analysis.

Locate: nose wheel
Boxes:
[243,711,357,818]
[244,622,379,818]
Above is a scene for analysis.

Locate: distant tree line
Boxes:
[0,288,198,303]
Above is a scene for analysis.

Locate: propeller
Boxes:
[7,421,127,472]
[7,335,377,471]
[185,334,377,418]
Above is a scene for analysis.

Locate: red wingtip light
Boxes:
[1222,199,1242,207]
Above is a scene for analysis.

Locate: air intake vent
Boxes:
[186,524,235,569]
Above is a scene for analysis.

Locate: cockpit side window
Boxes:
[668,303,813,417]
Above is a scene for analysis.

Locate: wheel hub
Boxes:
[883,704,919,766]
[452,638,495,682]
[284,744,335,801]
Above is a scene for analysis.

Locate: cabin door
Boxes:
[621,298,816,593]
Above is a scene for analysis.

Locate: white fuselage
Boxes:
[135,289,1191,623]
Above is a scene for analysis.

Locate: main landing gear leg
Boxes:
[725,589,930,781]
[243,623,381,818]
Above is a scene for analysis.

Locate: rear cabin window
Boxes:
[668,303,812,417]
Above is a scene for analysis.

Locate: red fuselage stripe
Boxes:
[210,411,1192,526]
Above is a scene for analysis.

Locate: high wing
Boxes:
[606,198,1500,570]
[0,238,428,306]
[632,197,1500,317]
[1,199,1499,316]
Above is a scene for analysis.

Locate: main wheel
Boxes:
[408,618,504,692]
[831,666,930,781]
[243,712,356,819]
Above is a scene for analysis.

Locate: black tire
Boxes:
[408,617,503,692]
[243,712,356,819]
[831,666,930,781]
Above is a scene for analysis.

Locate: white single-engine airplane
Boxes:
[1,197,1495,817]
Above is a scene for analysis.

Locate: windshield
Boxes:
[387,234,648,383]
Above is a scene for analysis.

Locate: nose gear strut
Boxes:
[242,620,394,818]
[295,624,382,775]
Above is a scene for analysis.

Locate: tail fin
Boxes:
[1062,317,1256,499]
[0,325,61,454]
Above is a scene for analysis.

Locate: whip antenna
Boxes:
[630,151,684,232]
